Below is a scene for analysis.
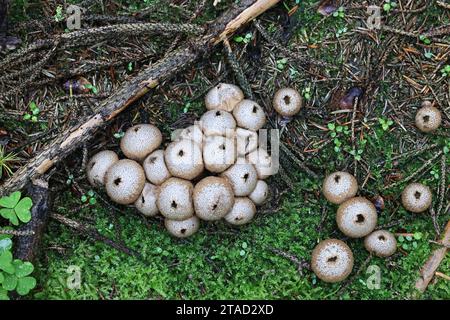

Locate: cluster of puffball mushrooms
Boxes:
[86,83,303,238]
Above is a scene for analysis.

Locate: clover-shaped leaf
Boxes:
[14,260,34,278]
[0,192,21,209]
[0,239,12,254]
[0,251,15,274]
[0,288,8,300]
[15,197,32,223]
[2,274,17,291]
[0,208,19,226]
[16,276,36,296]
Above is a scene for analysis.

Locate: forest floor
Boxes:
[0,0,449,299]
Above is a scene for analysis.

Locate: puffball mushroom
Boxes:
[105,159,146,205]
[172,124,203,146]
[120,124,162,161]
[336,197,378,238]
[205,83,244,112]
[200,109,236,137]
[415,102,442,133]
[86,150,119,187]
[203,135,236,173]
[134,183,159,217]
[247,148,274,179]
[401,183,432,213]
[235,128,258,156]
[249,180,269,206]
[165,216,200,238]
[221,163,258,196]
[143,150,171,185]
[233,100,266,131]
[364,230,397,257]
[322,171,358,204]
[224,197,256,226]
[193,176,235,221]
[164,139,204,180]
[273,87,302,117]
[311,239,354,283]
[157,177,194,220]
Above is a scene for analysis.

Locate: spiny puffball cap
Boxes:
[205,83,244,112]
[86,150,119,187]
[200,109,237,137]
[249,180,269,206]
[311,239,354,283]
[273,87,303,117]
[415,104,442,133]
[233,99,267,131]
[134,183,159,217]
[364,230,397,257]
[221,163,258,196]
[202,135,236,173]
[172,124,204,146]
[235,128,258,156]
[105,159,146,205]
[157,177,194,221]
[247,148,274,179]
[164,139,204,180]
[120,124,162,161]
[193,176,235,221]
[336,197,378,238]
[143,149,171,185]
[224,197,256,226]
[323,171,358,204]
[401,183,432,213]
[165,216,200,238]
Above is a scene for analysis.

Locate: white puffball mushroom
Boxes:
[164,139,204,180]
[193,176,235,221]
[322,171,358,205]
[224,197,256,226]
[235,128,258,156]
[233,99,266,131]
[247,148,274,179]
[157,177,194,221]
[364,230,397,257]
[221,163,258,196]
[415,102,442,133]
[273,87,302,117]
[336,197,378,238]
[172,124,204,146]
[105,159,146,205]
[120,124,162,161]
[134,183,159,217]
[86,150,119,187]
[401,183,432,213]
[205,83,244,112]
[248,180,269,206]
[200,109,236,137]
[143,150,171,185]
[202,135,236,173]
[165,216,200,238]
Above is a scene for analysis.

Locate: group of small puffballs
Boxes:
[86,83,303,238]
[310,171,434,283]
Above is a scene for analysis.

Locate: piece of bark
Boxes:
[0,0,281,197]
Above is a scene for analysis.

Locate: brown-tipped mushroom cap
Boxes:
[233,100,266,131]
[235,128,258,156]
[364,230,397,257]
[322,171,358,204]
[273,87,302,117]
[401,183,432,213]
[311,239,354,283]
[249,180,269,206]
[205,83,244,112]
[246,148,275,179]
[164,139,204,180]
[105,159,146,205]
[134,183,159,217]
[193,176,235,221]
[86,150,119,187]
[202,135,236,173]
[120,124,162,161]
[336,197,378,238]
[415,104,442,133]
[224,197,256,226]
[165,216,200,238]
[221,163,258,196]
[200,109,236,137]
[157,177,194,221]
[143,150,171,185]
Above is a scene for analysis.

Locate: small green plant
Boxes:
[23,101,40,123]
[54,5,65,22]
[383,0,397,12]
[333,6,345,18]
[378,117,394,131]
[335,26,348,37]
[113,130,125,139]
[302,86,312,100]
[233,33,252,44]
[398,232,423,251]
[84,84,98,94]
[424,50,433,59]
[0,191,33,226]
[440,65,450,77]
[81,190,97,205]
[0,147,18,179]
[66,174,74,185]
[419,35,431,45]
[276,58,288,70]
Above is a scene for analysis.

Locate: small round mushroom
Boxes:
[248,180,269,206]
[202,135,236,173]
[336,197,378,238]
[105,159,146,205]
[200,109,236,137]
[221,163,258,196]
[311,239,354,283]
[273,87,302,117]
[247,148,275,179]
[157,177,194,221]
[401,183,432,213]
[172,124,203,146]
[120,124,162,161]
[364,230,397,257]
[143,150,171,185]
[233,100,266,131]
[205,83,244,112]
[134,183,159,217]
[224,197,256,226]
[415,102,442,133]
[164,139,204,180]
[235,128,258,156]
[322,171,358,204]
[193,176,235,221]
[165,216,200,238]
[86,150,119,187]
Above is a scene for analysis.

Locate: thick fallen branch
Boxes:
[0,0,281,197]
